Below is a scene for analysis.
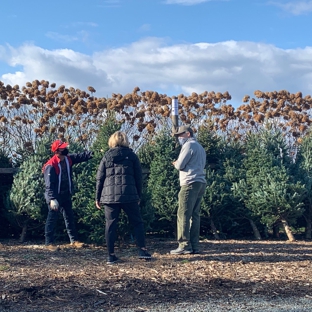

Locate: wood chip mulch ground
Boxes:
[1,238,312,311]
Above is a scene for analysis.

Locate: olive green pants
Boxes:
[177,182,206,251]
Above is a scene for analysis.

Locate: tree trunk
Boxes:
[210,219,220,240]
[19,222,28,243]
[281,219,296,242]
[305,216,312,239]
[305,211,312,239]
[263,225,269,239]
[248,218,262,240]
[273,222,280,238]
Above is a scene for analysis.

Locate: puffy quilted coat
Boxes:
[43,151,93,204]
[96,146,142,204]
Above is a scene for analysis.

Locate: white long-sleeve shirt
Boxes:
[174,137,207,186]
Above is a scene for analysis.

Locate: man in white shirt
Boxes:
[171,125,207,255]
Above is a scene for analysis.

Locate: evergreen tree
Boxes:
[217,139,262,239]
[6,138,51,242]
[293,133,312,238]
[197,126,223,238]
[233,127,305,241]
[198,127,257,239]
[146,130,180,235]
[0,153,14,238]
[72,112,121,244]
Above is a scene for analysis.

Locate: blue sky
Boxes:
[1,0,312,105]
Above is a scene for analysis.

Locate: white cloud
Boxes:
[269,1,312,15]
[138,24,151,32]
[164,0,229,5]
[1,38,312,105]
[164,0,210,5]
[68,22,98,28]
[45,32,80,42]
[46,31,90,43]
[98,0,121,7]
[0,44,112,92]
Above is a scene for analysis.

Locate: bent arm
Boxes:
[95,157,106,202]
[44,165,59,202]
[133,155,143,198]
[174,145,193,170]
[70,151,93,165]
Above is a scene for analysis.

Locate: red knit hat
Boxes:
[51,140,68,152]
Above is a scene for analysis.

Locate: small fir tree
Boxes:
[0,153,14,238]
[233,128,304,241]
[146,130,180,235]
[293,133,312,238]
[72,112,121,244]
[7,138,51,242]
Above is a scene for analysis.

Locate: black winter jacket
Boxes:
[95,146,142,204]
[43,151,93,204]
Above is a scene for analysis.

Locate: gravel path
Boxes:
[118,296,312,312]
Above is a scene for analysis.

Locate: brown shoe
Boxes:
[70,241,85,248]
[45,244,60,252]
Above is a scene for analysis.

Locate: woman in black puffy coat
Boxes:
[95,131,151,264]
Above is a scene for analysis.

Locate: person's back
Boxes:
[176,137,206,186]
[95,131,151,264]
[100,146,142,204]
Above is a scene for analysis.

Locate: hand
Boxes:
[95,200,101,210]
[50,199,59,211]
[172,161,176,166]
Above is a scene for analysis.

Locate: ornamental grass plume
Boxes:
[302,102,310,110]
[254,90,264,98]
[88,86,96,93]
[32,80,40,88]
[223,91,231,100]
[179,114,186,122]
[242,95,250,102]
[41,125,49,132]
[41,80,49,88]
[57,85,65,93]
[302,115,310,123]
[254,113,265,123]
[146,123,154,133]
[40,88,46,96]
[46,101,54,109]
[299,125,307,132]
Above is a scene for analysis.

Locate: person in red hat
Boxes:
[42,139,93,250]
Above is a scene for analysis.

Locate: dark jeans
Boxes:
[177,182,206,251]
[45,196,78,245]
[104,202,146,255]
